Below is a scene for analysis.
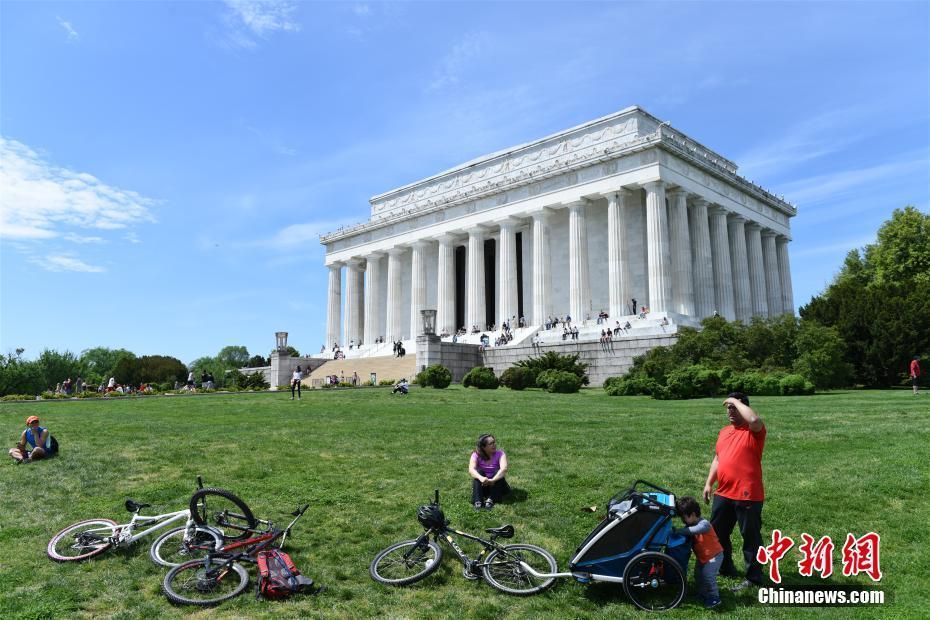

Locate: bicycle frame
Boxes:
[195,504,309,573]
[82,509,197,548]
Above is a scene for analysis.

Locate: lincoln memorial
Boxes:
[315,106,795,383]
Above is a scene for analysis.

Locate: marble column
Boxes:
[689,197,714,318]
[708,206,735,320]
[728,215,752,322]
[745,223,768,318]
[607,190,633,320]
[385,248,404,342]
[568,201,591,321]
[466,227,486,330]
[531,210,551,325]
[436,235,456,335]
[644,181,672,313]
[344,259,365,346]
[762,231,783,316]
[667,187,695,316]
[325,262,343,347]
[363,253,382,345]
[497,219,518,327]
[409,241,429,338]
[776,235,794,315]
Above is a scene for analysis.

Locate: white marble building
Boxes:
[319,106,795,350]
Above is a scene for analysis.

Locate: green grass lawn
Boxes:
[1,387,927,619]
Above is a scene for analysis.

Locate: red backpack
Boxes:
[256,549,315,599]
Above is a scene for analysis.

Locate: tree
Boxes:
[217,346,250,368]
[792,321,853,389]
[0,352,45,396]
[38,349,83,389]
[247,354,268,367]
[80,347,136,384]
[800,207,930,386]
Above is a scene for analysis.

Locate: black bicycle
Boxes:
[369,490,558,596]
[162,503,310,606]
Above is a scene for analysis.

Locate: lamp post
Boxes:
[420,309,436,336]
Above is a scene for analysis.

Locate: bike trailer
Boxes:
[256,549,315,599]
[568,480,690,581]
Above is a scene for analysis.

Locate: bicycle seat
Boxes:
[125,499,151,513]
[485,524,514,538]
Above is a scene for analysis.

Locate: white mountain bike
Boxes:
[47,477,258,567]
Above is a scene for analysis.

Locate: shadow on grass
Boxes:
[499,488,529,504]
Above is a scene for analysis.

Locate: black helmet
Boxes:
[417,504,446,529]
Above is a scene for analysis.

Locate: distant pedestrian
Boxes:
[291,365,303,400]
[630,298,637,316]
[911,356,921,395]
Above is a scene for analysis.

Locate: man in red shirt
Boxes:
[703,392,765,591]
[911,356,921,395]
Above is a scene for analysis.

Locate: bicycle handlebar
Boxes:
[434,489,440,505]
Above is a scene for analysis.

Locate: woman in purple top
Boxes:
[468,434,510,510]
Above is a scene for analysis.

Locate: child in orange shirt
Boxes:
[675,496,724,609]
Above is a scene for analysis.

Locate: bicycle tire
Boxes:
[189,487,257,541]
[481,543,558,595]
[370,538,443,586]
[47,518,118,562]
[622,551,686,611]
[162,558,249,606]
[150,525,224,567]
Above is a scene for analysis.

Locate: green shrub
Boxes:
[378,379,396,386]
[725,370,783,396]
[463,366,499,389]
[604,375,658,396]
[544,370,582,393]
[665,365,724,400]
[779,374,815,396]
[1,394,34,401]
[514,351,589,385]
[535,369,558,389]
[499,367,533,390]
[416,364,452,389]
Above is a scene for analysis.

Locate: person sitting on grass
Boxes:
[9,416,57,464]
[468,434,510,510]
[392,378,409,395]
[674,496,724,609]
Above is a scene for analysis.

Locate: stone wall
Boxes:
[481,334,679,387]
[415,335,483,383]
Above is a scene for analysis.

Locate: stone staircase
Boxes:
[303,354,418,388]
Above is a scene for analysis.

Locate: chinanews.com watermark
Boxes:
[754,530,888,607]
[759,586,886,606]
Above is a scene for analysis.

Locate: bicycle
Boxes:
[162,503,311,605]
[47,476,258,567]
[369,490,558,596]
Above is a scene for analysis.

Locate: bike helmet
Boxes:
[417,504,447,529]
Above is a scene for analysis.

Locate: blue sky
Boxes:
[2,1,928,365]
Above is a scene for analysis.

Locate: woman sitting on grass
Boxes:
[468,434,510,510]
[9,416,57,463]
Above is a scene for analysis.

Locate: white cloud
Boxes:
[56,16,79,41]
[218,1,300,50]
[32,255,105,273]
[63,232,104,244]
[737,105,877,182]
[426,32,491,93]
[352,4,372,18]
[124,232,141,244]
[0,137,157,241]
[267,218,358,247]
[792,237,874,258]
[779,154,930,208]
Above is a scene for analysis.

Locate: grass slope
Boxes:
[1,387,927,619]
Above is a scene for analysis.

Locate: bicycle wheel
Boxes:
[482,543,558,595]
[162,558,249,606]
[369,538,443,586]
[150,525,224,567]
[622,551,686,611]
[47,519,118,562]
[189,488,257,541]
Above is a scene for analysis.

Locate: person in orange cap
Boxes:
[10,415,56,463]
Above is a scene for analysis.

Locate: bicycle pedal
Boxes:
[462,568,480,580]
